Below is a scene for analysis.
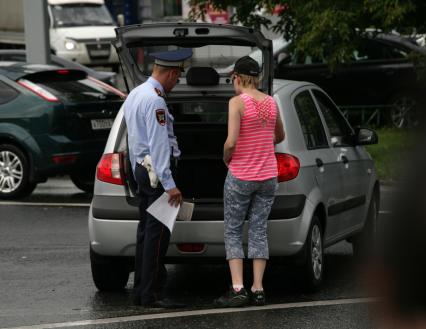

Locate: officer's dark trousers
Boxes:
[133,163,172,304]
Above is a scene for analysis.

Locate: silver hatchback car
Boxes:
[89,23,380,292]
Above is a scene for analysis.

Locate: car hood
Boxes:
[53,26,116,41]
[113,23,273,95]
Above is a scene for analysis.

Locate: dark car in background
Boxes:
[0,50,118,87]
[0,62,125,198]
[274,34,426,128]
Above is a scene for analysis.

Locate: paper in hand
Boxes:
[147,194,195,233]
[147,192,180,233]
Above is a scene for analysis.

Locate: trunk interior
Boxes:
[124,98,229,203]
[174,123,228,200]
[170,99,229,200]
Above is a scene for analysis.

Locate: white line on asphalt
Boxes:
[2,297,377,329]
[0,202,90,207]
[0,201,394,215]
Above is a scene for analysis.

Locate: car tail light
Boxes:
[18,79,59,102]
[96,153,124,185]
[87,76,127,99]
[57,69,70,75]
[276,153,300,182]
[176,243,205,253]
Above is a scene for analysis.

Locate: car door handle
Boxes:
[341,155,349,164]
[316,158,324,167]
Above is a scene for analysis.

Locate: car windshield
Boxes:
[50,4,114,27]
[130,44,261,78]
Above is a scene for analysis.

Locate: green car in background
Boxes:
[0,62,125,199]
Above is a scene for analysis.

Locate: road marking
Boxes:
[0,201,90,207]
[0,201,394,215]
[2,297,377,329]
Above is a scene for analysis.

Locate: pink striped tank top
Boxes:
[229,93,278,181]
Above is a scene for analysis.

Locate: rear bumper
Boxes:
[88,196,315,260]
[34,135,106,178]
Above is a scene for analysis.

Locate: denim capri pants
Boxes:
[223,171,278,260]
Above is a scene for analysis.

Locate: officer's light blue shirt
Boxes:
[123,77,180,191]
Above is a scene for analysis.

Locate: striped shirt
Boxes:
[229,93,278,181]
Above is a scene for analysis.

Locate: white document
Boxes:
[147,193,195,233]
[147,192,180,233]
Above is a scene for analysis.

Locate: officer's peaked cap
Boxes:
[150,48,193,72]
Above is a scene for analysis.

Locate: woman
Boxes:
[215,56,285,307]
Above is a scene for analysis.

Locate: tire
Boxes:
[70,171,95,193]
[387,93,420,129]
[352,195,378,260]
[301,215,324,291]
[90,248,130,292]
[0,144,36,199]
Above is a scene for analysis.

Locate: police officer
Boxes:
[123,48,192,308]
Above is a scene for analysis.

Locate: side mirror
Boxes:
[355,127,378,145]
[117,14,125,27]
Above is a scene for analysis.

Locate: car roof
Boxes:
[0,62,66,80]
[376,33,426,53]
[273,79,314,94]
[0,50,116,80]
[268,32,426,56]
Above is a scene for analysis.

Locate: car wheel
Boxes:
[90,247,130,291]
[388,93,420,129]
[70,171,94,193]
[0,144,36,199]
[302,215,324,291]
[352,195,378,259]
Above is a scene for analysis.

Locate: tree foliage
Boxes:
[188,0,426,67]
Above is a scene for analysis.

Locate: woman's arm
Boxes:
[223,97,242,166]
[274,110,285,144]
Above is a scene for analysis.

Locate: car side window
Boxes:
[353,39,408,62]
[0,81,19,105]
[293,90,329,149]
[312,90,353,147]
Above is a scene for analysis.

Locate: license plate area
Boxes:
[91,119,114,130]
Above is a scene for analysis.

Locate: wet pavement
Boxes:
[0,177,394,329]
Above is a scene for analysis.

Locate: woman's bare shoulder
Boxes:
[229,95,244,106]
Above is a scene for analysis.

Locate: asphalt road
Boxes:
[0,177,394,329]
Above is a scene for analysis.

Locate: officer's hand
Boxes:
[166,187,182,207]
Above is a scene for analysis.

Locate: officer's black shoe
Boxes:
[214,287,249,308]
[143,298,186,309]
[250,290,266,306]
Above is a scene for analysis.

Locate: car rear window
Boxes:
[29,77,122,102]
[130,45,261,78]
[168,101,228,124]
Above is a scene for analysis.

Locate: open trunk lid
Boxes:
[113,23,273,95]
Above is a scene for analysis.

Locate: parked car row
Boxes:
[0,62,125,198]
[88,23,379,292]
